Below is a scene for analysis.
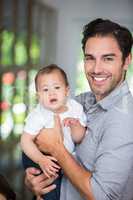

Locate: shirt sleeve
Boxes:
[91,113,133,200]
[70,99,87,127]
[23,107,44,135]
[77,105,87,127]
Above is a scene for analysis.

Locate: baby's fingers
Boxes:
[63,118,71,126]
[42,169,51,178]
[47,157,60,170]
[46,155,57,162]
[44,168,57,177]
[51,161,60,170]
[70,118,79,125]
[47,166,59,176]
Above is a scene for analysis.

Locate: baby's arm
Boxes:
[63,118,86,143]
[20,132,60,177]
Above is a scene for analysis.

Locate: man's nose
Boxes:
[93,60,103,73]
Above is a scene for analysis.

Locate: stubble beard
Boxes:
[87,71,125,101]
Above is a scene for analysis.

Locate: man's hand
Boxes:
[35,115,63,154]
[25,167,58,197]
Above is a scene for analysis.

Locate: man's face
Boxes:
[84,36,131,101]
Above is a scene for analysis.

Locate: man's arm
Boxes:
[53,143,94,199]
[36,115,95,200]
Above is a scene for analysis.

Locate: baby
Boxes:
[21,64,86,200]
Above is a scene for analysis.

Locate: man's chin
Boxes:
[91,87,109,100]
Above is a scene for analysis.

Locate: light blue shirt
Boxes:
[60,81,133,200]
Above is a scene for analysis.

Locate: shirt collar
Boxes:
[97,81,130,111]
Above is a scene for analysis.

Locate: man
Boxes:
[25,18,133,200]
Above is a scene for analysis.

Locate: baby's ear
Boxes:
[66,86,70,96]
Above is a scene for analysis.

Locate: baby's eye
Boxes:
[55,86,60,90]
[43,88,48,92]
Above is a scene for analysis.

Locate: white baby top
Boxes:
[24,98,86,153]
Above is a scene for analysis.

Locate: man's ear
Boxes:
[124,53,132,70]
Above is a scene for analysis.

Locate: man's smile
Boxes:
[88,73,111,86]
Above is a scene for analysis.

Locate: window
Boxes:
[0,0,55,198]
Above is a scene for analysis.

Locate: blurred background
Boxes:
[0,0,133,199]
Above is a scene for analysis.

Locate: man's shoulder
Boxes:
[75,91,92,104]
[68,98,82,106]
[104,93,133,133]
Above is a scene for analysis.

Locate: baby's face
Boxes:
[37,70,69,113]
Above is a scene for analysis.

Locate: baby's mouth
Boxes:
[50,98,58,103]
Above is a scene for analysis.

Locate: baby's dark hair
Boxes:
[35,64,69,91]
[0,174,16,200]
[82,18,133,61]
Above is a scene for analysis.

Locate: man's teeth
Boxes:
[94,77,107,81]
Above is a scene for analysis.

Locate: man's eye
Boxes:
[84,56,94,62]
[104,57,114,62]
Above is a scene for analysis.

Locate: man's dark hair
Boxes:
[82,18,133,61]
[0,174,16,200]
[35,64,69,91]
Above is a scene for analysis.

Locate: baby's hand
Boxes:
[63,117,80,127]
[38,155,60,178]
[63,117,86,143]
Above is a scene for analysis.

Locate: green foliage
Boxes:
[1,31,14,65]
[30,35,40,64]
[15,35,27,65]
[1,30,40,66]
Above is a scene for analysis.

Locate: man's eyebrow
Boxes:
[103,53,116,57]
[84,54,94,57]
[84,53,117,58]
[84,53,116,57]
